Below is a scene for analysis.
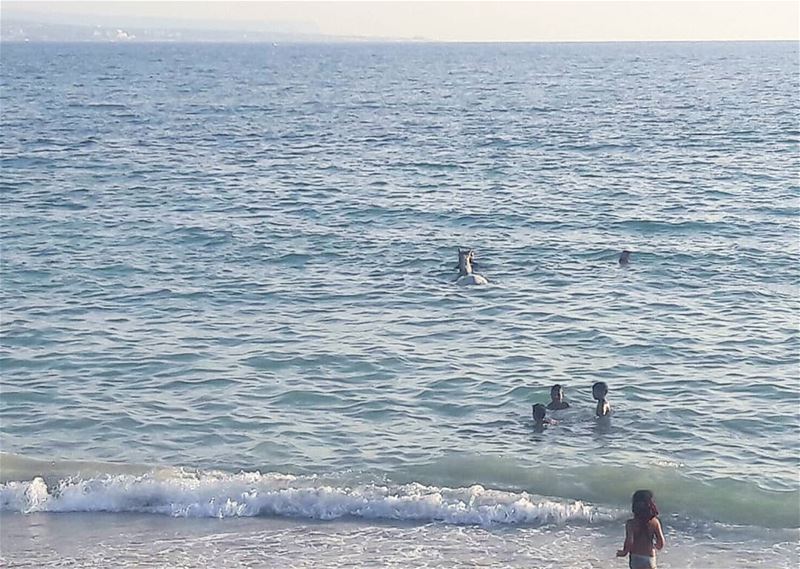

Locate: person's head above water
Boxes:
[547,384,570,410]
[457,248,476,276]
[592,381,608,400]
[619,250,631,265]
[531,403,547,423]
[592,382,611,417]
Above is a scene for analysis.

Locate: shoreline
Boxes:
[2,511,797,569]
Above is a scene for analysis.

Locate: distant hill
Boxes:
[0,16,391,43]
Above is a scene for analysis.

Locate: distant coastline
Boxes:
[0,18,408,43]
[2,15,795,44]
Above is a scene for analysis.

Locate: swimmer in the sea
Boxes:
[619,250,631,266]
[592,381,611,417]
[546,384,570,410]
[455,248,488,285]
[532,403,556,430]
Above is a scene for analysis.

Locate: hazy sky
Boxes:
[4,1,799,42]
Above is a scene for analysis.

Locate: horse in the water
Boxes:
[456,248,488,285]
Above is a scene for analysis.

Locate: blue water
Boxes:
[1,41,798,567]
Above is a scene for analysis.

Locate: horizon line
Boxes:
[2,38,798,44]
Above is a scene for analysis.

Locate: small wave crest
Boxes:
[0,470,612,526]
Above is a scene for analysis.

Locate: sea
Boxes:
[0,41,798,568]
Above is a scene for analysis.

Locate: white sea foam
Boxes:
[0,470,613,526]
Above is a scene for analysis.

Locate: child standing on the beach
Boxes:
[616,490,666,569]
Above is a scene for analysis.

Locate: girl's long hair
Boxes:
[632,489,659,528]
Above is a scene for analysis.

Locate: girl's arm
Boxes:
[616,521,633,557]
[653,518,666,550]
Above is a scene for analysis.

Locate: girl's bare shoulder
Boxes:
[644,517,662,533]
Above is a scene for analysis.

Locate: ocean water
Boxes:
[0,41,798,568]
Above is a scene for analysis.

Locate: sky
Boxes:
[3,1,799,42]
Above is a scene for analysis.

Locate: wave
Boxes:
[400,455,800,530]
[612,218,737,234]
[2,454,797,529]
[0,470,609,527]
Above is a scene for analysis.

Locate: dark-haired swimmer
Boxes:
[592,381,611,417]
[619,250,632,266]
[532,403,556,429]
[546,384,570,410]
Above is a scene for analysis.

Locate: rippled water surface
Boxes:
[1,41,798,567]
